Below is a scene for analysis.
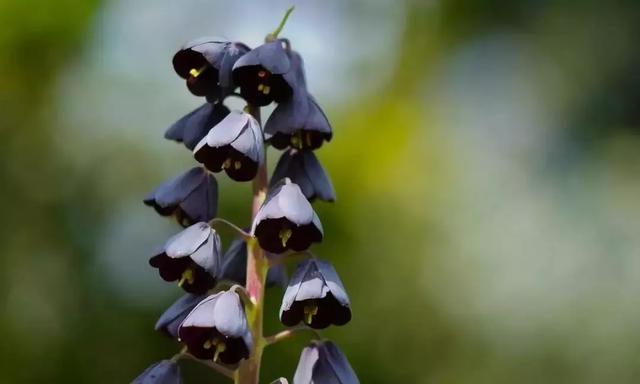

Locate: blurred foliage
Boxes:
[2,0,640,383]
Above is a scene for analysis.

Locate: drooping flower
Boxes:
[280,258,351,329]
[220,237,287,288]
[178,290,252,365]
[144,167,218,227]
[263,51,332,150]
[133,360,182,384]
[149,222,221,294]
[232,40,294,106]
[173,38,250,98]
[251,178,323,254]
[155,293,205,338]
[270,149,335,202]
[165,102,230,150]
[293,341,359,384]
[193,111,264,182]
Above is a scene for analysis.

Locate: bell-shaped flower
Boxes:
[193,110,264,182]
[155,293,205,338]
[251,178,323,254]
[280,258,351,329]
[263,51,331,150]
[178,290,252,365]
[232,40,294,106]
[133,360,182,384]
[165,102,230,150]
[144,167,218,227]
[293,341,358,384]
[270,149,335,202]
[149,222,222,294]
[173,38,249,98]
[220,237,287,288]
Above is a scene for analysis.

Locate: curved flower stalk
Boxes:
[132,7,359,384]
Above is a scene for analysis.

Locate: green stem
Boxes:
[267,6,295,40]
[235,104,269,384]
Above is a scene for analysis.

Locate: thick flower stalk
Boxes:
[133,7,358,384]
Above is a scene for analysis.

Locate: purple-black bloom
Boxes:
[178,290,252,365]
[144,167,218,227]
[133,360,182,384]
[270,149,335,202]
[165,102,230,150]
[293,341,358,384]
[251,178,323,254]
[149,222,221,294]
[173,38,249,98]
[221,237,287,288]
[194,111,264,182]
[280,258,351,329]
[155,293,205,338]
[263,51,332,150]
[232,40,293,106]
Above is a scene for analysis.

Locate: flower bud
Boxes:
[271,149,335,202]
[165,102,230,150]
[150,222,221,294]
[133,360,182,384]
[293,341,358,384]
[144,167,218,227]
[154,293,205,338]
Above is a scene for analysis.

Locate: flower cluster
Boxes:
[133,7,358,384]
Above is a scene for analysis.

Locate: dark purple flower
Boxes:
[133,360,182,384]
[144,167,217,227]
[173,38,249,98]
[178,290,252,365]
[280,258,350,329]
[221,237,287,288]
[270,149,335,202]
[193,111,264,182]
[155,293,205,338]
[165,102,230,150]
[251,178,323,254]
[293,341,358,384]
[149,222,221,294]
[232,40,294,106]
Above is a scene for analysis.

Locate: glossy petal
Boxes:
[144,167,218,227]
[232,40,290,75]
[164,222,211,258]
[293,341,358,384]
[133,360,182,384]
[155,294,204,338]
[271,150,335,202]
[179,291,252,364]
[164,103,230,150]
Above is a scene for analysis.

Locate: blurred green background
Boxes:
[2,0,640,382]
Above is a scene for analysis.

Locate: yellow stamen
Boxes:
[303,303,319,325]
[258,84,264,91]
[262,85,271,95]
[178,268,195,288]
[234,160,242,170]
[290,134,301,148]
[189,65,208,78]
[279,228,292,248]
[221,158,232,169]
[213,339,226,363]
[203,339,213,349]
